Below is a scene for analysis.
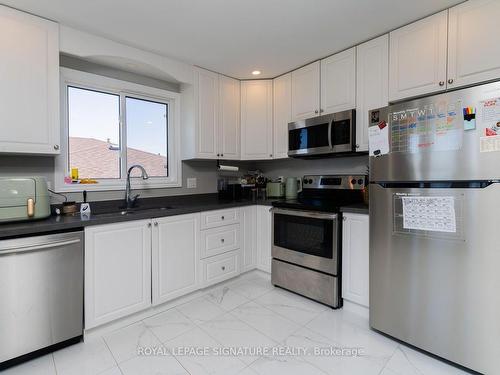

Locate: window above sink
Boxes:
[55,68,182,192]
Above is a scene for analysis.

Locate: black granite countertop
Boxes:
[340,203,369,215]
[0,194,277,239]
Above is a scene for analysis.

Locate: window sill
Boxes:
[54,179,182,193]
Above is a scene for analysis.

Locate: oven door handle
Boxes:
[271,207,338,220]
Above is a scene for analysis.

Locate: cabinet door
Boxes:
[85,220,152,329]
[273,73,292,159]
[195,67,219,158]
[389,11,448,101]
[448,0,500,89]
[320,48,356,114]
[240,206,256,272]
[0,6,59,155]
[291,61,320,120]
[152,214,199,305]
[219,75,240,160]
[256,206,272,273]
[342,213,369,307]
[240,80,273,160]
[356,35,389,152]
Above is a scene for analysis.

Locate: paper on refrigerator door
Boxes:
[369,122,389,157]
[402,196,456,233]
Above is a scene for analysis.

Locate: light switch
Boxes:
[187,178,197,189]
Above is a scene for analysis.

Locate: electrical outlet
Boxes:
[187,178,197,189]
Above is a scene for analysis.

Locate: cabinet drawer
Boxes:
[200,224,240,259]
[200,250,240,287]
[200,208,240,229]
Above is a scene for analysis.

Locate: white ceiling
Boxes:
[3,0,462,79]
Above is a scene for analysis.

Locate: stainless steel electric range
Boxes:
[271,174,366,308]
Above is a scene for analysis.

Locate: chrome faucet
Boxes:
[125,165,149,209]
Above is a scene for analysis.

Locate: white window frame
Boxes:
[55,68,181,192]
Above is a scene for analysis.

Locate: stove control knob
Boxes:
[303,179,308,184]
[308,179,313,184]
[351,179,357,185]
[358,179,364,185]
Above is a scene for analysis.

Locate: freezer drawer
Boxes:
[0,232,84,365]
[369,183,500,374]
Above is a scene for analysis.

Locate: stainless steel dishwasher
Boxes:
[0,231,84,367]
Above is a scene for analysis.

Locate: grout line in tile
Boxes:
[51,353,58,375]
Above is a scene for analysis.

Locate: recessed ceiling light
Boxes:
[252,70,261,76]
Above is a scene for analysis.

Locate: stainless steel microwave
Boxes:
[288,109,356,157]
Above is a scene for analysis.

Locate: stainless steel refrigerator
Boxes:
[369,81,500,375]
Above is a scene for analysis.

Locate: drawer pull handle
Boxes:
[221,216,225,220]
[221,238,225,243]
[221,266,226,271]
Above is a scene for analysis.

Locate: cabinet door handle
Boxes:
[314,109,319,114]
[221,238,225,243]
[221,216,225,220]
[438,81,445,87]
[355,144,360,149]
[447,78,454,85]
[154,221,158,226]
[221,266,226,271]
[269,154,273,158]
[147,222,152,228]
[320,109,324,113]
[53,144,60,150]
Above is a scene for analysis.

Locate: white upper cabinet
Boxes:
[356,35,389,152]
[194,67,219,159]
[0,6,59,155]
[291,61,321,120]
[273,73,292,159]
[152,214,199,305]
[389,10,448,102]
[183,68,241,160]
[219,75,240,159]
[320,48,356,114]
[240,80,273,160]
[448,0,500,89]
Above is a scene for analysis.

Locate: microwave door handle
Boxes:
[328,118,333,149]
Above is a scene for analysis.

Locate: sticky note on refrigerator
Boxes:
[463,106,476,131]
[369,121,389,157]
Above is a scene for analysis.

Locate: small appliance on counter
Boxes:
[0,177,50,222]
[285,177,302,199]
[266,181,285,198]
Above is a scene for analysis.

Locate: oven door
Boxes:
[271,208,338,274]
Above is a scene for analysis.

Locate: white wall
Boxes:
[252,156,369,180]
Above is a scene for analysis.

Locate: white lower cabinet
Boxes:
[84,205,272,329]
[200,223,240,259]
[84,220,152,329]
[256,205,272,273]
[240,205,256,272]
[200,250,240,288]
[152,214,200,306]
[342,213,369,308]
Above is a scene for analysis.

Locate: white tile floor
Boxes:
[4,271,471,375]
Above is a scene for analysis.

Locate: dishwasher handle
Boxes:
[0,238,81,256]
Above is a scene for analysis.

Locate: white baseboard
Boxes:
[343,300,369,320]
